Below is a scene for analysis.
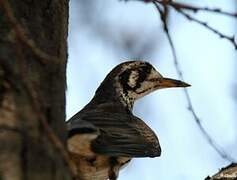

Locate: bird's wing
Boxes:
[67,116,98,137]
[67,110,161,158]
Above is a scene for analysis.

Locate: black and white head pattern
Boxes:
[115,61,162,109]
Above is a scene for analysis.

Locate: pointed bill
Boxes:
[159,78,191,88]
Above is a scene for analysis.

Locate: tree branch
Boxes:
[206,163,237,180]
[152,1,236,163]
[157,0,237,18]
[175,9,237,49]
[123,0,237,49]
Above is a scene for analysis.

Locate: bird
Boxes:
[67,60,190,180]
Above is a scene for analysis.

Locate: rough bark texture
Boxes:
[205,163,237,180]
[0,0,71,180]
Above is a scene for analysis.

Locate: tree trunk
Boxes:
[0,0,71,179]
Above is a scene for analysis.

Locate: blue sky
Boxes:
[67,0,237,179]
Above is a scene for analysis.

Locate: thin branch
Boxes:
[153,1,236,163]
[124,0,237,49]
[175,9,237,49]
[129,0,237,18]
[0,0,59,65]
[155,0,237,18]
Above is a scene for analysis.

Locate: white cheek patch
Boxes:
[135,82,153,97]
[128,71,139,88]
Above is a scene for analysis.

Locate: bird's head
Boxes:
[95,61,190,110]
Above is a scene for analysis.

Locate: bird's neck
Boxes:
[90,81,136,111]
[117,91,134,111]
[87,91,134,113]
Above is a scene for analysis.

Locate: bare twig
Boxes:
[124,0,237,49]
[153,1,236,162]
[128,0,237,18]
[0,0,59,65]
[175,9,237,49]
[153,0,237,49]
[155,0,237,18]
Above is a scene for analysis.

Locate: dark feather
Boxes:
[67,119,98,138]
[67,103,161,158]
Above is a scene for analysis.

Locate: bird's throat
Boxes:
[119,91,135,111]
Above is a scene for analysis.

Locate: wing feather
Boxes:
[67,107,161,158]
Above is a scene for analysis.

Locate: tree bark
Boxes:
[205,163,237,180]
[0,0,71,180]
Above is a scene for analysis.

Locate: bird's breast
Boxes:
[70,152,131,180]
[68,134,131,180]
[70,152,110,180]
[68,133,98,157]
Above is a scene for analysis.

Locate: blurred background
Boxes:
[66,0,237,179]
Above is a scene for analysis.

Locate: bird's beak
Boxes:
[158,78,191,88]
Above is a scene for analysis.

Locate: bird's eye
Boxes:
[145,67,151,73]
[138,66,151,81]
[138,69,147,81]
